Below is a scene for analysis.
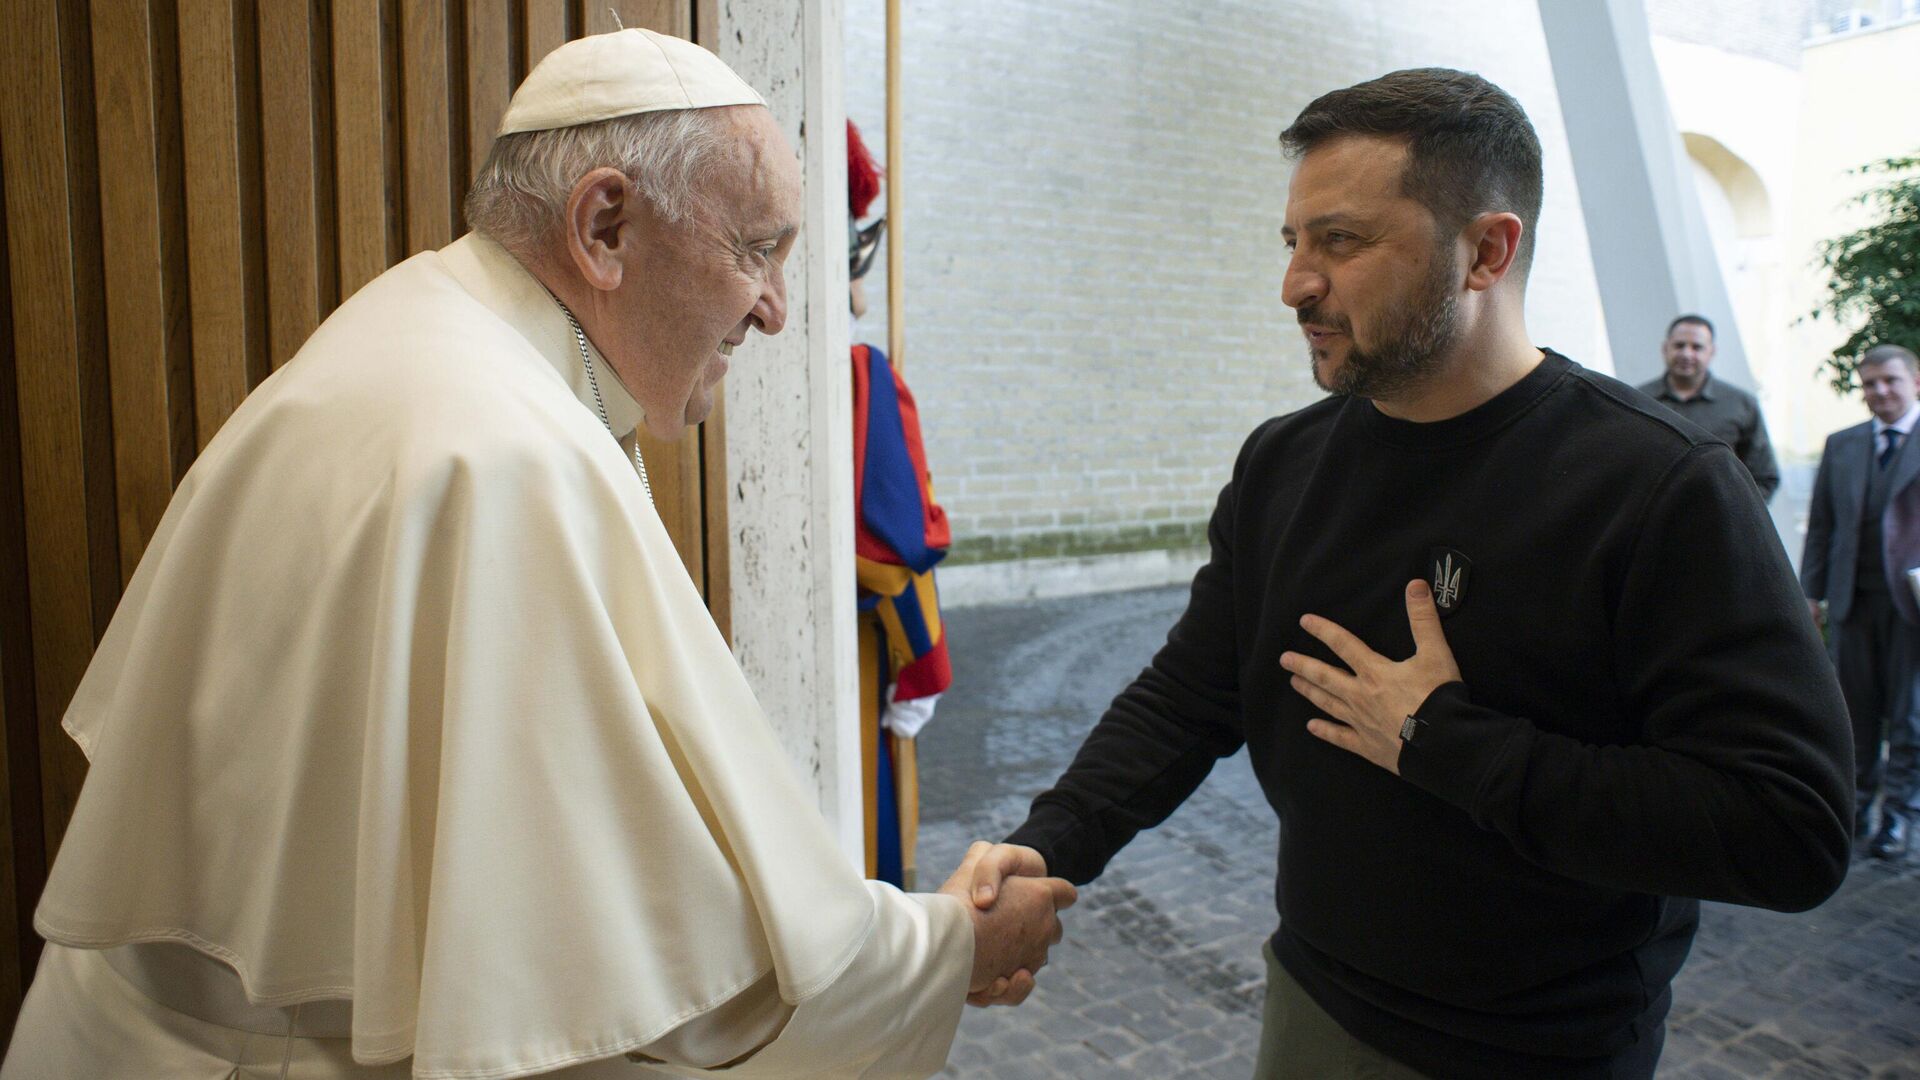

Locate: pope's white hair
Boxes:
[464,107,740,255]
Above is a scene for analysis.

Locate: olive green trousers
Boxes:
[1254,942,1432,1080]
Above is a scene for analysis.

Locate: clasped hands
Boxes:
[936,842,1074,1007]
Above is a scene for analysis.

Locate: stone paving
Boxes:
[913,578,1920,1079]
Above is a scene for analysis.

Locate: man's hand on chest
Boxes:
[1278,578,1464,775]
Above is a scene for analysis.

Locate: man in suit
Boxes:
[1637,314,1779,501]
[1804,343,1920,859]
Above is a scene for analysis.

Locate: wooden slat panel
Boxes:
[0,138,40,1042]
[92,0,179,581]
[636,427,704,587]
[693,0,725,633]
[333,0,390,299]
[258,1,322,368]
[402,0,452,253]
[524,0,566,70]
[588,1,687,37]
[0,0,106,861]
[178,0,257,444]
[56,0,122,653]
[148,0,197,492]
[699,404,729,639]
[467,0,511,178]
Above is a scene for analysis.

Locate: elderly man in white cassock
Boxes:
[1,29,1074,1080]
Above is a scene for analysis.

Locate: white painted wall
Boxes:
[712,0,863,866]
[1649,35,1803,455]
[1783,21,1920,457]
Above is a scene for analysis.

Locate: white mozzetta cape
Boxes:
[34,235,969,1078]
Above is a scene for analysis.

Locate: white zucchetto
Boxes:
[499,28,766,135]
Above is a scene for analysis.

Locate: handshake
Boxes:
[935,842,1077,1007]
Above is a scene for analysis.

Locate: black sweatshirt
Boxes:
[1006,351,1852,1078]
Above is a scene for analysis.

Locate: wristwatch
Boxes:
[1399,715,1427,743]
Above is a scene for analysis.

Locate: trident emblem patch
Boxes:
[1429,548,1471,617]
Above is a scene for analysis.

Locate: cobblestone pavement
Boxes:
[915,572,1920,1078]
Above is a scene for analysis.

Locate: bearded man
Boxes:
[970,68,1850,1078]
[2,30,1072,1080]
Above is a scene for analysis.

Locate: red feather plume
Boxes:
[847,119,883,219]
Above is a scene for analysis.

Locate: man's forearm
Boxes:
[1398,683,1850,911]
[1006,683,1240,884]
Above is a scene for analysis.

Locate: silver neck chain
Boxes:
[550,294,652,503]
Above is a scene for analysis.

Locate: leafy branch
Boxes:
[1808,152,1920,393]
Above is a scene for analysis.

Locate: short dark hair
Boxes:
[1862,344,1920,375]
[1279,68,1544,275]
[1666,314,1714,340]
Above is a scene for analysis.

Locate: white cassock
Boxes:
[2,233,972,1079]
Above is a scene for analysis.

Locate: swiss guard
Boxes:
[849,119,952,889]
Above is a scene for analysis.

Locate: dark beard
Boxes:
[1302,251,1460,400]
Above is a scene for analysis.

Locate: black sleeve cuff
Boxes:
[1396,681,1529,828]
[1004,802,1098,885]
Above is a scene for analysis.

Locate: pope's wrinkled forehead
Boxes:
[707,106,803,235]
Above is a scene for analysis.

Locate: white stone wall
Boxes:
[842,0,1609,568]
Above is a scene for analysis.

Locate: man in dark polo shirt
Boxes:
[1637,314,1780,501]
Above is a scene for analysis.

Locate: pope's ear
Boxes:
[563,167,630,293]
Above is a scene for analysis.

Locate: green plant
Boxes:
[1808,153,1920,393]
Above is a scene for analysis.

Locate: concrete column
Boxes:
[712,0,863,867]
[1538,0,1751,386]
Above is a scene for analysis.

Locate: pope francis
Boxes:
[1,29,1074,1080]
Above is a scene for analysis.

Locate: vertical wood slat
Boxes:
[148,0,196,494]
[524,0,566,70]
[259,1,323,369]
[587,0,687,37]
[402,0,452,254]
[1,0,108,863]
[466,0,511,179]
[57,0,123,661]
[92,0,180,583]
[0,140,36,1042]
[178,0,257,444]
[693,0,727,630]
[637,428,705,589]
[333,0,390,300]
[699,407,730,638]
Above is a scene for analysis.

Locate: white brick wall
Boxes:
[843,0,1610,565]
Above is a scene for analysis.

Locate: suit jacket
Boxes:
[1803,419,1920,625]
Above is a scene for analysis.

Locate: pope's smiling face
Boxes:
[601,106,803,440]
